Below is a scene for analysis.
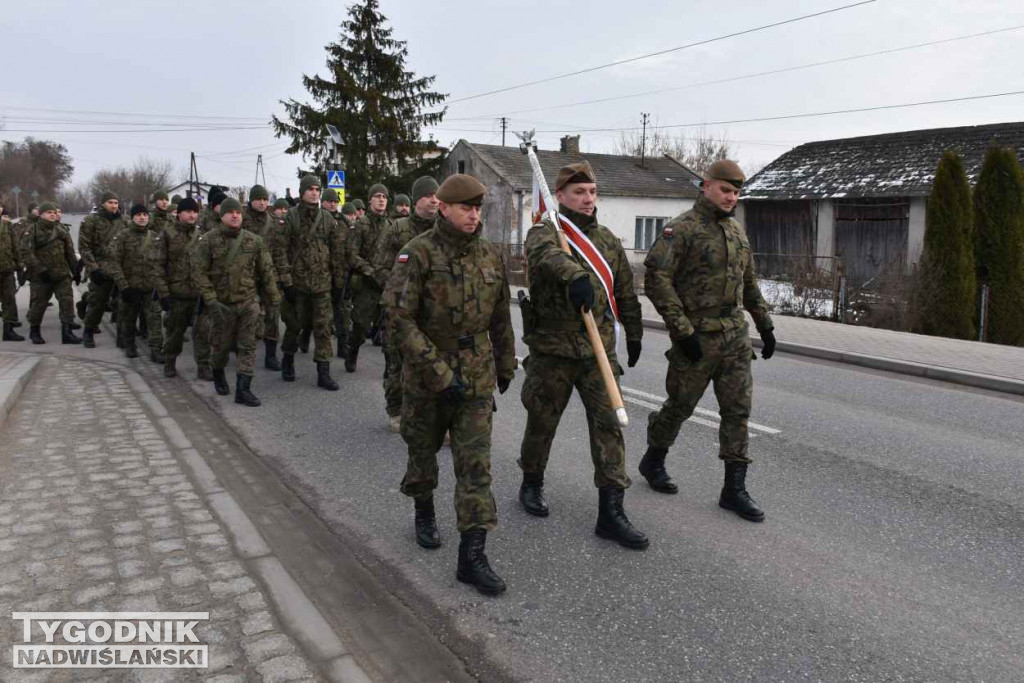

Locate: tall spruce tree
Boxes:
[973,144,1024,346]
[917,151,975,339]
[271,0,445,199]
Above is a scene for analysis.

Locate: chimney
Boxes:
[560,135,580,155]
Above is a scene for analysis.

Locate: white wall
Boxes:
[815,199,834,260]
[518,194,694,248]
[907,197,926,266]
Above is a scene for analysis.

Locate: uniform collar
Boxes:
[435,215,479,251]
[695,195,735,221]
[558,204,597,230]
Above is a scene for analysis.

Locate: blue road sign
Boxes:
[327,170,345,189]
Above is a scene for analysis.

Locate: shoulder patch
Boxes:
[397,253,409,263]
[663,226,674,236]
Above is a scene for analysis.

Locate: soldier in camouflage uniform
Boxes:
[108,205,157,359]
[333,202,358,360]
[272,175,345,390]
[192,197,280,406]
[141,190,175,363]
[0,205,26,341]
[346,183,394,372]
[390,193,411,219]
[198,188,227,234]
[151,197,207,378]
[641,160,776,522]
[352,198,365,221]
[241,185,282,371]
[385,174,516,596]
[519,161,648,550]
[80,192,128,347]
[19,202,82,345]
[373,176,439,431]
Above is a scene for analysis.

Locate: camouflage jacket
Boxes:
[241,207,276,245]
[0,218,21,272]
[149,207,175,235]
[191,227,280,306]
[348,210,393,285]
[150,220,201,299]
[373,211,435,290]
[109,225,156,291]
[272,204,345,294]
[386,217,516,399]
[19,219,76,280]
[644,195,773,338]
[197,208,219,234]
[524,206,643,359]
[78,210,128,276]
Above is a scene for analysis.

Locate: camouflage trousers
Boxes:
[0,271,19,323]
[400,395,497,533]
[281,290,333,362]
[28,277,75,326]
[162,298,209,364]
[519,351,630,489]
[145,298,164,351]
[382,311,403,417]
[193,308,214,368]
[646,326,754,464]
[211,298,260,376]
[333,293,351,345]
[255,301,279,342]
[117,294,146,350]
[350,283,381,348]
[83,277,115,329]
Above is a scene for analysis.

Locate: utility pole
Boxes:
[188,153,200,201]
[500,117,509,146]
[640,112,651,167]
[255,154,266,186]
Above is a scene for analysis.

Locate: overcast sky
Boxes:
[5,0,1024,196]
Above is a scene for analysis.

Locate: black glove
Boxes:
[16,269,27,287]
[281,283,298,304]
[36,270,53,284]
[567,275,595,313]
[440,376,467,406]
[89,269,107,285]
[678,334,703,363]
[120,288,137,303]
[627,339,642,368]
[497,377,511,394]
[73,272,81,286]
[159,296,172,313]
[759,328,776,360]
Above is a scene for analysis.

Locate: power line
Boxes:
[442,24,1024,121]
[0,104,266,122]
[441,0,876,105]
[0,125,270,134]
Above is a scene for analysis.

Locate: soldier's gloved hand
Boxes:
[567,275,594,313]
[89,269,107,285]
[759,328,776,360]
[281,284,298,304]
[36,270,53,284]
[159,296,172,313]
[16,269,27,286]
[120,288,137,302]
[73,272,81,286]
[627,339,642,367]
[440,376,467,406]
[497,377,511,395]
[678,334,704,363]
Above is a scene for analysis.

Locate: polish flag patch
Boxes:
[397,253,409,263]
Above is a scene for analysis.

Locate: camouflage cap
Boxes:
[177,197,199,212]
[352,199,365,210]
[249,184,270,201]
[706,159,746,188]
[38,201,59,213]
[27,202,38,212]
[130,203,149,217]
[99,191,118,203]
[299,175,320,195]
[341,202,357,216]
[555,161,597,191]
[273,198,290,209]
[219,197,242,214]
[322,189,340,202]
[153,190,169,202]
[171,194,183,204]
[368,183,389,199]
[437,174,486,206]
[394,193,410,207]
[411,175,439,204]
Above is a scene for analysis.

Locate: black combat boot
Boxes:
[164,356,177,378]
[345,343,360,373]
[519,472,550,517]
[115,328,124,348]
[281,353,296,382]
[456,530,506,596]
[3,322,25,342]
[138,315,148,339]
[125,340,138,358]
[82,327,95,348]
[316,361,339,391]
[197,365,213,381]
[719,462,765,522]
[29,326,44,345]
[69,321,82,331]
[414,497,441,549]
[61,323,82,345]
[150,347,165,363]
[76,298,88,320]
[336,335,348,359]
[595,486,649,550]
[212,368,230,396]
[298,328,311,353]
[263,340,281,371]
[234,374,261,407]
[638,446,678,494]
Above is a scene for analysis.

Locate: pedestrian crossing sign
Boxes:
[327,170,345,189]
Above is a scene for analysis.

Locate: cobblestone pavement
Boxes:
[0,356,322,682]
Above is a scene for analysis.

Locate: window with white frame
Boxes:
[634,216,669,250]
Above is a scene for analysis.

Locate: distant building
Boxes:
[442,136,701,246]
[740,121,1024,281]
[162,181,224,205]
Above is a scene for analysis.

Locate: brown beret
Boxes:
[555,161,596,191]
[706,160,746,188]
[437,174,486,206]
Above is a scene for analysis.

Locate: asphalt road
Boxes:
[174,312,1024,682]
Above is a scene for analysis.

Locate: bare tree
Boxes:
[614,125,735,176]
[56,184,93,213]
[89,157,174,207]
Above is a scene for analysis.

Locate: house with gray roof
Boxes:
[443,136,701,246]
[739,121,1024,281]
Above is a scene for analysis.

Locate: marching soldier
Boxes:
[386,174,516,595]
[333,202,358,359]
[192,197,280,406]
[80,192,128,347]
[242,185,281,370]
[108,204,156,359]
[272,175,345,390]
[0,204,25,341]
[352,199,365,221]
[391,193,411,219]
[518,161,648,550]
[19,202,82,345]
[345,183,393,372]
[142,191,176,363]
[641,160,775,522]
[151,197,206,378]
[199,188,227,234]
[372,175,439,431]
